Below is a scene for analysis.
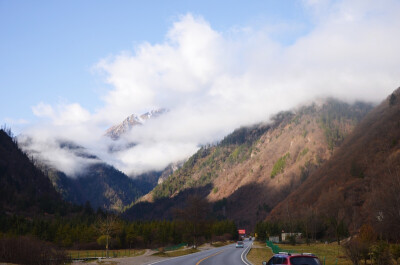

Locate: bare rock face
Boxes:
[105,109,167,140]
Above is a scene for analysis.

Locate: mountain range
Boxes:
[15,108,172,212]
[36,161,159,211]
[123,88,399,236]
[5,88,399,236]
[125,98,375,230]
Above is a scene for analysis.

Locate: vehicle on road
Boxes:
[262,252,322,265]
[235,241,244,248]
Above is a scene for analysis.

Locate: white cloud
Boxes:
[4,118,29,125]
[21,2,400,177]
[32,102,54,118]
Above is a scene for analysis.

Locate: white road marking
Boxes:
[241,242,253,265]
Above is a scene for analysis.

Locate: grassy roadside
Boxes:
[247,241,353,265]
[153,241,232,257]
[152,241,232,258]
[68,241,231,260]
[276,243,352,265]
[152,248,200,257]
[211,241,234,247]
[247,241,273,265]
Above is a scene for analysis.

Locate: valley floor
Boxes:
[71,244,218,265]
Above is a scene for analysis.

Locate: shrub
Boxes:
[371,241,392,265]
[389,93,397,106]
[271,153,290,178]
[390,244,400,265]
[343,238,362,265]
[0,235,67,265]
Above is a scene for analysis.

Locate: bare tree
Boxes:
[96,214,120,258]
[299,205,318,245]
[343,238,362,265]
[317,187,349,245]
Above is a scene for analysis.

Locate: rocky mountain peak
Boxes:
[105,108,167,140]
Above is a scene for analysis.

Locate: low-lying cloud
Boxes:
[20,0,400,177]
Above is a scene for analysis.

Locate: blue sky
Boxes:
[2,0,400,176]
[1,0,310,130]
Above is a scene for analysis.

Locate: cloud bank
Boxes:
[21,0,400,176]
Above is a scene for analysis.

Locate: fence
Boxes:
[153,243,187,252]
[68,249,143,260]
[266,240,296,254]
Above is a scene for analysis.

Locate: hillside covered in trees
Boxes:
[127,99,373,230]
[0,129,65,216]
[268,88,400,241]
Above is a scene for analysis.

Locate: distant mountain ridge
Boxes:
[19,137,160,212]
[105,108,167,140]
[41,162,158,212]
[17,108,171,212]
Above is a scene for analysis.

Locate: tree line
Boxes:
[0,214,238,251]
[0,195,238,251]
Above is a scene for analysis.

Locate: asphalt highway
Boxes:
[146,239,253,265]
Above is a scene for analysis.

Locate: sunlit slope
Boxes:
[268,88,400,235]
[130,99,372,228]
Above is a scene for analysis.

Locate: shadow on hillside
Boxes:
[122,180,300,231]
[122,184,213,220]
[222,182,276,230]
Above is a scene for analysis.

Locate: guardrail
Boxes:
[266,241,295,254]
[68,249,141,260]
[152,243,187,252]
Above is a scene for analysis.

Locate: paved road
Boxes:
[146,239,253,265]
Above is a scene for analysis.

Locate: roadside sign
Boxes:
[238,229,246,234]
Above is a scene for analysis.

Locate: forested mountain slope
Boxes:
[0,129,64,215]
[126,99,373,229]
[268,88,400,239]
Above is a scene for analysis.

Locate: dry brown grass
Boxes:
[247,241,353,265]
[247,241,273,265]
[152,248,199,257]
[276,243,352,265]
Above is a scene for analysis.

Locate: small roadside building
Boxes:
[269,236,279,243]
[281,232,302,241]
